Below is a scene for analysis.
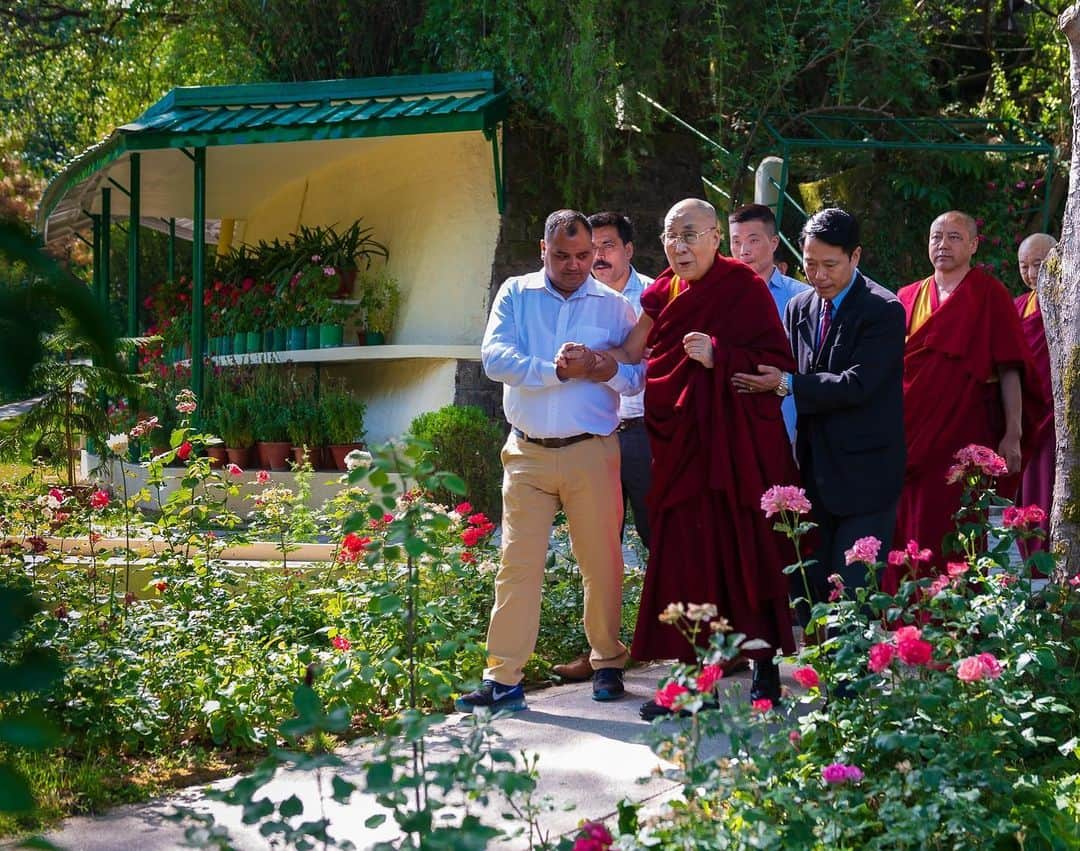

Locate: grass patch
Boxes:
[0,746,256,838]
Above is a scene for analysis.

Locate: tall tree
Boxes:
[1040,4,1080,579]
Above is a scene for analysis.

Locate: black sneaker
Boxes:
[592,667,624,701]
[638,696,719,721]
[454,679,526,713]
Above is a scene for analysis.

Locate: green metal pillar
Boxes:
[775,145,790,243]
[91,214,101,300]
[191,148,206,403]
[127,153,140,339]
[167,218,176,285]
[99,188,111,305]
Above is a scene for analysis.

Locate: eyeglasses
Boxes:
[660,227,717,246]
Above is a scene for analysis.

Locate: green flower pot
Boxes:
[319,324,344,348]
[220,335,233,356]
[273,327,287,351]
[305,325,319,349]
[209,337,219,356]
[232,332,247,355]
[263,329,275,352]
[287,326,306,351]
[365,331,385,345]
[246,331,261,353]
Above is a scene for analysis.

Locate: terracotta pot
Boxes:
[205,446,228,468]
[256,440,292,471]
[327,442,365,471]
[291,445,321,469]
[225,446,253,468]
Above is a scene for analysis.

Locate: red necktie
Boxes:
[817,300,833,351]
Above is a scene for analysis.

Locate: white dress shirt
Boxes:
[482,270,645,438]
[615,266,652,420]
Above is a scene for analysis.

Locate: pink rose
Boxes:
[89,489,110,510]
[760,485,812,518]
[332,635,351,651]
[655,681,689,710]
[751,698,773,713]
[256,470,271,484]
[976,652,1003,679]
[822,763,863,784]
[956,656,984,682]
[792,666,820,689]
[897,637,933,666]
[844,535,882,566]
[868,642,894,673]
[905,539,933,563]
[894,625,922,643]
[946,561,969,578]
[226,463,243,477]
[887,549,907,566]
[696,663,724,693]
[1023,505,1047,525]
[789,730,802,746]
[176,401,197,414]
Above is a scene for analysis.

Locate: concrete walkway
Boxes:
[36,663,791,850]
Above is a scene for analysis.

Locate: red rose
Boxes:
[176,441,193,461]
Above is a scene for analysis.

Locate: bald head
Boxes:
[661,198,721,282]
[1018,232,1057,290]
[665,197,718,228]
[928,210,979,276]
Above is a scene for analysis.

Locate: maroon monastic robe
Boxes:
[630,254,798,663]
[886,268,1044,591]
[1014,291,1055,556]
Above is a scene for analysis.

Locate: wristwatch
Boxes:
[775,372,790,397]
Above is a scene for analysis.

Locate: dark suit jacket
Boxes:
[784,273,906,517]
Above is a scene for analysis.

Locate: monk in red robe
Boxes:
[1015,233,1057,556]
[615,199,798,712]
[887,211,1044,592]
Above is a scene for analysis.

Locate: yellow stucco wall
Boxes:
[240,131,500,345]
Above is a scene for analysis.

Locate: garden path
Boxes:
[38,662,795,850]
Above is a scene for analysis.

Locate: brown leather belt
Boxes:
[512,428,596,449]
[617,417,644,431]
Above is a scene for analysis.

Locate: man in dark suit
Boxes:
[732,208,906,626]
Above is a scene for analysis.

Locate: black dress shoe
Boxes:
[750,660,782,703]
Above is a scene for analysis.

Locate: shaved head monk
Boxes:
[886,211,1045,591]
[614,198,798,716]
[1014,232,1058,556]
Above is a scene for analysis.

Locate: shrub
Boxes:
[408,405,504,519]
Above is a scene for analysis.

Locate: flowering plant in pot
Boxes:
[322,219,388,297]
[216,396,255,467]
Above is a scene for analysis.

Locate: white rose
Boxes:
[344,449,371,471]
[106,433,130,456]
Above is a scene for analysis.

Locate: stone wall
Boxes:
[454,127,705,418]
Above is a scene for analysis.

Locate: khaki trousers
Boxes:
[484,431,629,684]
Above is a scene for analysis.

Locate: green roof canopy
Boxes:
[37,71,508,244]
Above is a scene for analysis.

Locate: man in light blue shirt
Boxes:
[728,203,808,442]
[456,210,645,715]
[550,211,654,684]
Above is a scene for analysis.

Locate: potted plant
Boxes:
[286,396,326,469]
[321,383,367,470]
[250,368,293,470]
[324,219,388,297]
[217,396,255,467]
[358,267,400,345]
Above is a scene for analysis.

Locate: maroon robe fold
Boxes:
[631,254,798,663]
[1014,291,1055,557]
[886,268,1045,591]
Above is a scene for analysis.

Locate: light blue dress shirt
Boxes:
[766,267,809,441]
[482,270,645,438]
[616,267,653,420]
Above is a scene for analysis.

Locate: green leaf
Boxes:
[0,715,59,750]
[332,775,356,803]
[439,473,467,495]
[372,594,402,614]
[365,813,387,828]
[0,763,34,812]
[278,794,303,818]
[292,685,322,722]
[366,761,394,793]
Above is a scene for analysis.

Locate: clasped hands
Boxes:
[555,343,618,382]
